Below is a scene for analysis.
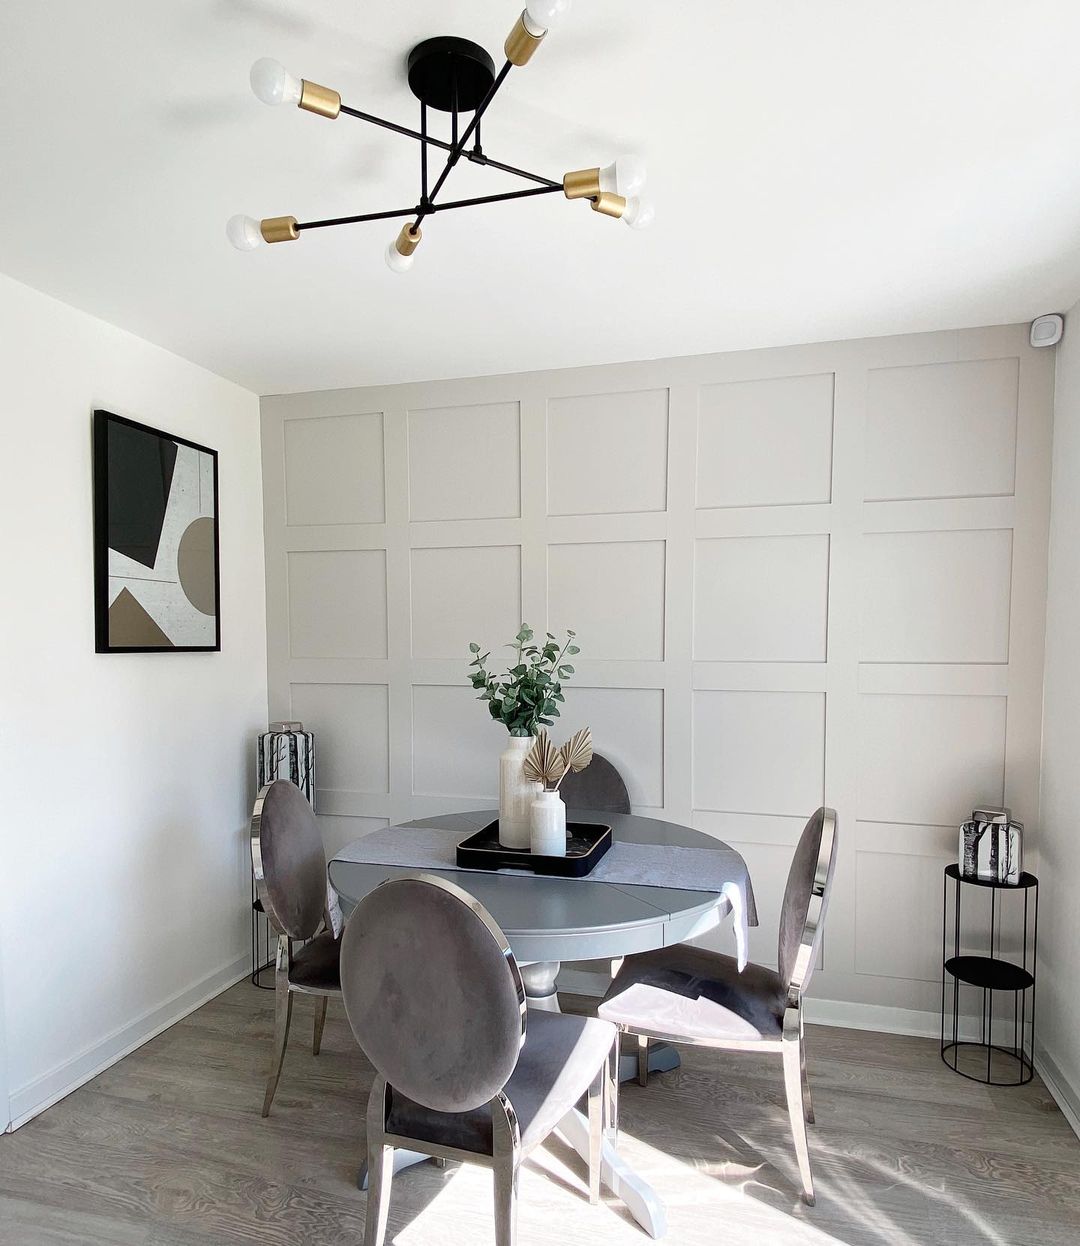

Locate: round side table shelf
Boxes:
[940,864,1038,1086]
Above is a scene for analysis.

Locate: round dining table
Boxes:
[328,807,754,1240]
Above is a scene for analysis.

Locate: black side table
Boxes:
[940,864,1038,1085]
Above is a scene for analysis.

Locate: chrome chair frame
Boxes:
[356,873,613,1246]
[614,808,837,1205]
[250,781,341,1117]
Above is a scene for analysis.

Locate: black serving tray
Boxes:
[457,820,612,878]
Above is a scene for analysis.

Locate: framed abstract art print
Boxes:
[93,410,220,652]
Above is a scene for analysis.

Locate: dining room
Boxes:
[3,3,1080,1245]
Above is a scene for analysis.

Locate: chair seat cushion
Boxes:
[288,931,342,991]
[385,1010,615,1156]
[598,946,787,1042]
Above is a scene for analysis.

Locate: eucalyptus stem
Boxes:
[467,624,579,737]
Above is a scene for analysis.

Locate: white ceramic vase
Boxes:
[530,789,567,857]
[499,736,539,849]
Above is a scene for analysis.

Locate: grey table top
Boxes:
[328,808,756,965]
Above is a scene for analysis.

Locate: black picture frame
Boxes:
[93,409,221,653]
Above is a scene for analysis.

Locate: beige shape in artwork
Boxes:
[109,587,174,648]
[178,517,217,616]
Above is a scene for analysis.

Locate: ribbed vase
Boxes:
[498,736,539,849]
[530,788,567,857]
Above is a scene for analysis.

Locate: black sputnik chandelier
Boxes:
[226,0,654,272]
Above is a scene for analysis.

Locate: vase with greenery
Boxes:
[468,624,580,848]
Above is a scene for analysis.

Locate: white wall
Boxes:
[1038,301,1080,1131]
[0,273,268,1129]
[261,323,1053,1029]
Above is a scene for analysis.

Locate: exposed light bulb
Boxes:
[523,0,571,35]
[385,222,421,272]
[622,196,655,230]
[249,58,303,107]
[226,214,264,251]
[385,242,415,273]
[599,155,647,198]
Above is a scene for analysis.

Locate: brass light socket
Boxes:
[260,216,299,244]
[395,223,422,256]
[591,192,627,219]
[504,12,544,66]
[299,79,341,119]
[563,168,602,200]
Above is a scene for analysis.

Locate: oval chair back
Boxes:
[340,874,527,1114]
[778,807,838,999]
[250,779,327,941]
[559,752,631,815]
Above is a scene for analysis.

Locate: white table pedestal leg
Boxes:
[555,1109,667,1239]
[520,960,668,1239]
[517,961,680,1082]
[619,1043,681,1083]
[518,960,561,1010]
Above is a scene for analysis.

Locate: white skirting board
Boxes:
[5,954,249,1132]
[1034,1043,1080,1140]
[555,967,1080,1143]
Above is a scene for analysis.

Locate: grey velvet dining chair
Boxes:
[250,779,342,1117]
[598,806,838,1205]
[558,751,631,815]
[340,873,619,1246]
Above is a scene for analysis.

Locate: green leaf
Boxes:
[558,664,574,677]
[566,645,580,656]
[469,641,480,653]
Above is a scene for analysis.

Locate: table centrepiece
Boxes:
[467,624,580,849]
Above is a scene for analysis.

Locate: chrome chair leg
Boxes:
[637,1034,650,1087]
[313,995,328,1055]
[492,1095,520,1246]
[493,1163,519,1246]
[262,981,293,1117]
[782,1011,815,1205]
[800,1035,815,1124]
[587,1068,603,1204]
[364,1078,394,1246]
[605,1037,620,1146]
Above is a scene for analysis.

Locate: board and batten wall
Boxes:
[261,323,1052,1026]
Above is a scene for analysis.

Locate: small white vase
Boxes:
[530,789,567,857]
[499,736,539,849]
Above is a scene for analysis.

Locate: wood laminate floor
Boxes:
[1,982,1077,1245]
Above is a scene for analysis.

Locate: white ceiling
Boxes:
[3,1,1080,395]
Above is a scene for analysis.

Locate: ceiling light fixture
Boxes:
[227,2,653,272]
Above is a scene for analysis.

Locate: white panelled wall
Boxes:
[261,324,1053,1024]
